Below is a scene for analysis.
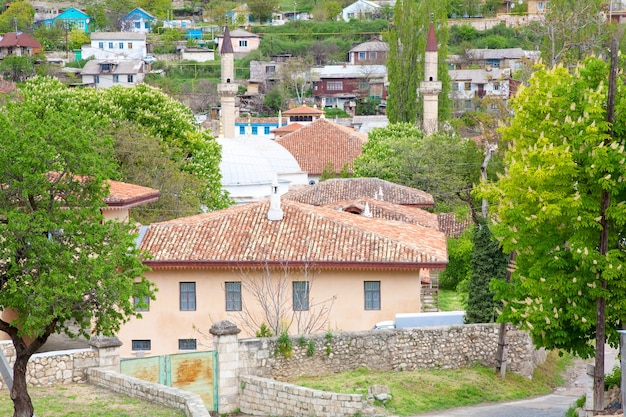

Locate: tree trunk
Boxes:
[11,352,34,417]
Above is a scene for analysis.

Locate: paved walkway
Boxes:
[413,346,619,417]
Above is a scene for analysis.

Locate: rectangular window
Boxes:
[358,51,366,60]
[251,126,258,135]
[134,295,150,311]
[264,126,270,134]
[178,339,197,350]
[364,281,380,310]
[493,82,500,91]
[327,81,343,91]
[101,63,111,72]
[78,21,85,29]
[132,340,151,351]
[135,21,141,29]
[145,22,150,29]
[94,75,99,84]
[239,40,248,47]
[98,41,104,49]
[225,282,242,311]
[127,75,134,83]
[108,42,113,49]
[266,65,275,74]
[180,282,196,311]
[370,51,377,60]
[464,82,471,91]
[113,75,119,83]
[359,80,368,90]
[128,42,133,49]
[537,1,544,10]
[239,126,245,135]
[119,42,124,49]
[293,281,309,311]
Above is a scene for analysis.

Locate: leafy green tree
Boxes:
[0,79,155,417]
[264,87,285,114]
[386,0,450,124]
[247,0,279,22]
[440,227,473,291]
[67,28,90,50]
[0,55,34,82]
[85,3,109,31]
[136,0,172,18]
[33,25,64,50]
[0,1,35,33]
[320,162,336,181]
[323,0,343,21]
[465,220,508,323]
[478,57,626,390]
[354,124,483,211]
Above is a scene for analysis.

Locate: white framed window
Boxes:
[226,282,242,311]
[180,282,196,311]
[108,42,113,49]
[127,75,134,83]
[239,40,248,47]
[493,82,500,91]
[358,52,366,60]
[98,42,103,49]
[364,281,380,310]
[128,42,133,49]
[327,81,343,91]
[132,340,151,351]
[113,75,119,83]
[119,42,124,49]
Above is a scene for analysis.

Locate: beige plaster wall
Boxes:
[117,267,423,357]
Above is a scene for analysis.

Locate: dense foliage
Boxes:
[478,57,626,358]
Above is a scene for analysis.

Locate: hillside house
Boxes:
[282,104,324,125]
[313,64,387,112]
[348,39,389,65]
[249,60,283,92]
[216,29,261,58]
[82,32,147,61]
[276,118,367,183]
[449,67,520,114]
[448,48,540,70]
[0,33,41,57]
[41,7,90,33]
[80,60,146,88]
[115,184,447,357]
[121,7,157,33]
[180,47,215,62]
[342,0,381,21]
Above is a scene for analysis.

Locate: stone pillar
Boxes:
[89,336,122,371]
[210,320,241,414]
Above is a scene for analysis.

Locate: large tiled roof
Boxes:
[276,118,366,176]
[0,32,41,48]
[437,212,471,238]
[105,180,160,208]
[284,178,434,207]
[140,199,447,270]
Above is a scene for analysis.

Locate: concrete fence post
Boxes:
[210,320,241,414]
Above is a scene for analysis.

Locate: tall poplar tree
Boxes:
[386,0,450,124]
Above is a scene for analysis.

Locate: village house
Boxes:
[348,39,389,65]
[448,67,520,114]
[121,7,157,33]
[80,59,146,88]
[115,181,447,357]
[276,118,367,184]
[216,28,261,58]
[81,32,147,61]
[0,33,42,58]
[448,48,540,70]
[41,7,91,33]
[313,64,387,112]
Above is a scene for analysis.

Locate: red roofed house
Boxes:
[116,183,448,357]
[0,32,42,57]
[276,118,367,184]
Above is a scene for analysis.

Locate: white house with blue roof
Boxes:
[121,7,157,33]
[41,7,91,33]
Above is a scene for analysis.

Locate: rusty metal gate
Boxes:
[120,350,218,411]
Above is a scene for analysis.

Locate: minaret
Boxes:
[419,22,442,136]
[218,26,238,139]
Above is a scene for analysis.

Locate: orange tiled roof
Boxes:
[325,198,439,230]
[140,199,447,270]
[284,178,435,208]
[0,32,41,49]
[105,180,160,208]
[276,118,366,176]
[282,104,324,116]
[437,212,471,238]
[271,122,303,134]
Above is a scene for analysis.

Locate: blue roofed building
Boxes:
[121,7,157,33]
[41,7,91,33]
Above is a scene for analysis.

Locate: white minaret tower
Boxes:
[419,22,442,136]
[218,26,238,139]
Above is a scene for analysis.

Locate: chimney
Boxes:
[267,176,283,221]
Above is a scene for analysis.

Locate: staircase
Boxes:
[421,272,440,312]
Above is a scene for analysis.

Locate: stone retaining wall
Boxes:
[87,368,210,417]
[239,375,376,417]
[238,324,545,381]
[0,342,98,389]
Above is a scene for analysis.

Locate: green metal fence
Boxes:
[120,350,218,411]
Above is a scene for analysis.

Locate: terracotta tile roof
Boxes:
[105,180,160,208]
[271,122,303,136]
[282,104,324,116]
[0,32,41,49]
[325,198,439,230]
[276,118,366,175]
[437,212,471,238]
[141,199,447,270]
[283,178,435,208]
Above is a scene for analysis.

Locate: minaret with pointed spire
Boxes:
[420,22,442,135]
[218,26,238,139]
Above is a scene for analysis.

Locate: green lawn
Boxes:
[439,289,466,311]
[291,350,572,415]
[0,384,185,417]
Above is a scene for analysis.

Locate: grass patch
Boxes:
[0,383,185,417]
[439,289,465,311]
[290,350,573,415]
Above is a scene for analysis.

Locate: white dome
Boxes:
[218,138,277,186]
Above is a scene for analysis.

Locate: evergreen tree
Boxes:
[386,0,450,124]
[465,219,508,323]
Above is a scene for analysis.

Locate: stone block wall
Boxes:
[87,368,210,417]
[238,324,543,381]
[0,342,98,389]
[239,375,377,417]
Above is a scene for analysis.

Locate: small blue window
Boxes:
[252,126,258,135]
[239,126,245,135]
[264,126,270,134]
